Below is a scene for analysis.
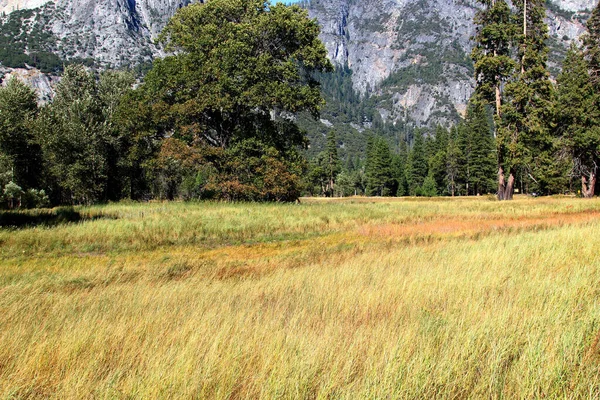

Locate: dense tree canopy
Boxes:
[0,79,41,191]
[472,0,553,199]
[37,65,135,204]
[144,0,332,150]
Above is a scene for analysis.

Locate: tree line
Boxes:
[306,99,496,197]
[2,0,600,207]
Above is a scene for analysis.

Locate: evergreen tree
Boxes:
[334,170,355,197]
[497,0,552,198]
[446,126,463,196]
[352,167,367,196]
[428,125,450,195]
[392,142,408,196]
[471,0,515,117]
[421,174,439,197]
[457,120,472,195]
[307,130,341,197]
[574,0,600,197]
[583,0,600,88]
[462,100,496,195]
[406,130,428,196]
[307,153,328,196]
[365,136,393,196]
[324,130,341,196]
[555,44,600,197]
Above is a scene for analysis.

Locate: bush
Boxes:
[3,181,23,209]
[147,138,304,202]
[22,189,50,209]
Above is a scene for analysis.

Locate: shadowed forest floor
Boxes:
[1,196,599,398]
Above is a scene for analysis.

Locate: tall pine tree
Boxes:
[406,130,428,196]
[463,99,496,195]
[428,126,450,195]
[583,1,600,88]
[365,136,394,196]
[556,44,600,197]
[576,0,600,197]
[471,0,515,117]
[472,0,516,199]
[496,0,552,198]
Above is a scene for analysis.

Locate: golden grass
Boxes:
[1,197,600,398]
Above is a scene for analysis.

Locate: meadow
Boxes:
[1,196,599,399]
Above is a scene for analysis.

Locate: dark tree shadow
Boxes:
[0,207,117,229]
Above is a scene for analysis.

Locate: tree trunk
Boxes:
[582,171,596,198]
[521,0,527,75]
[493,45,502,123]
[498,165,506,200]
[495,84,501,120]
[498,166,515,200]
[504,170,515,200]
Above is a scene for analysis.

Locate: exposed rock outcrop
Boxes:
[308,0,589,126]
[0,66,56,102]
[0,0,594,126]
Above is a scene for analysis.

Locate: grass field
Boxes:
[1,196,600,399]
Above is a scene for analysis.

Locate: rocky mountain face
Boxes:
[0,66,54,102]
[0,0,199,68]
[0,0,595,128]
[307,0,591,127]
[0,0,46,14]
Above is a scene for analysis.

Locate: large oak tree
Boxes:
[143,0,333,151]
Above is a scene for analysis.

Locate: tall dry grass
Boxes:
[1,197,599,398]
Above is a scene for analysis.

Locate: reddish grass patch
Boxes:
[358,211,600,239]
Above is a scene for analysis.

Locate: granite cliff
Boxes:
[0,0,595,128]
[307,0,591,127]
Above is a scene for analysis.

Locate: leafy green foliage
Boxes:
[0,78,42,194]
[143,0,332,150]
[0,0,596,204]
[37,65,135,204]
